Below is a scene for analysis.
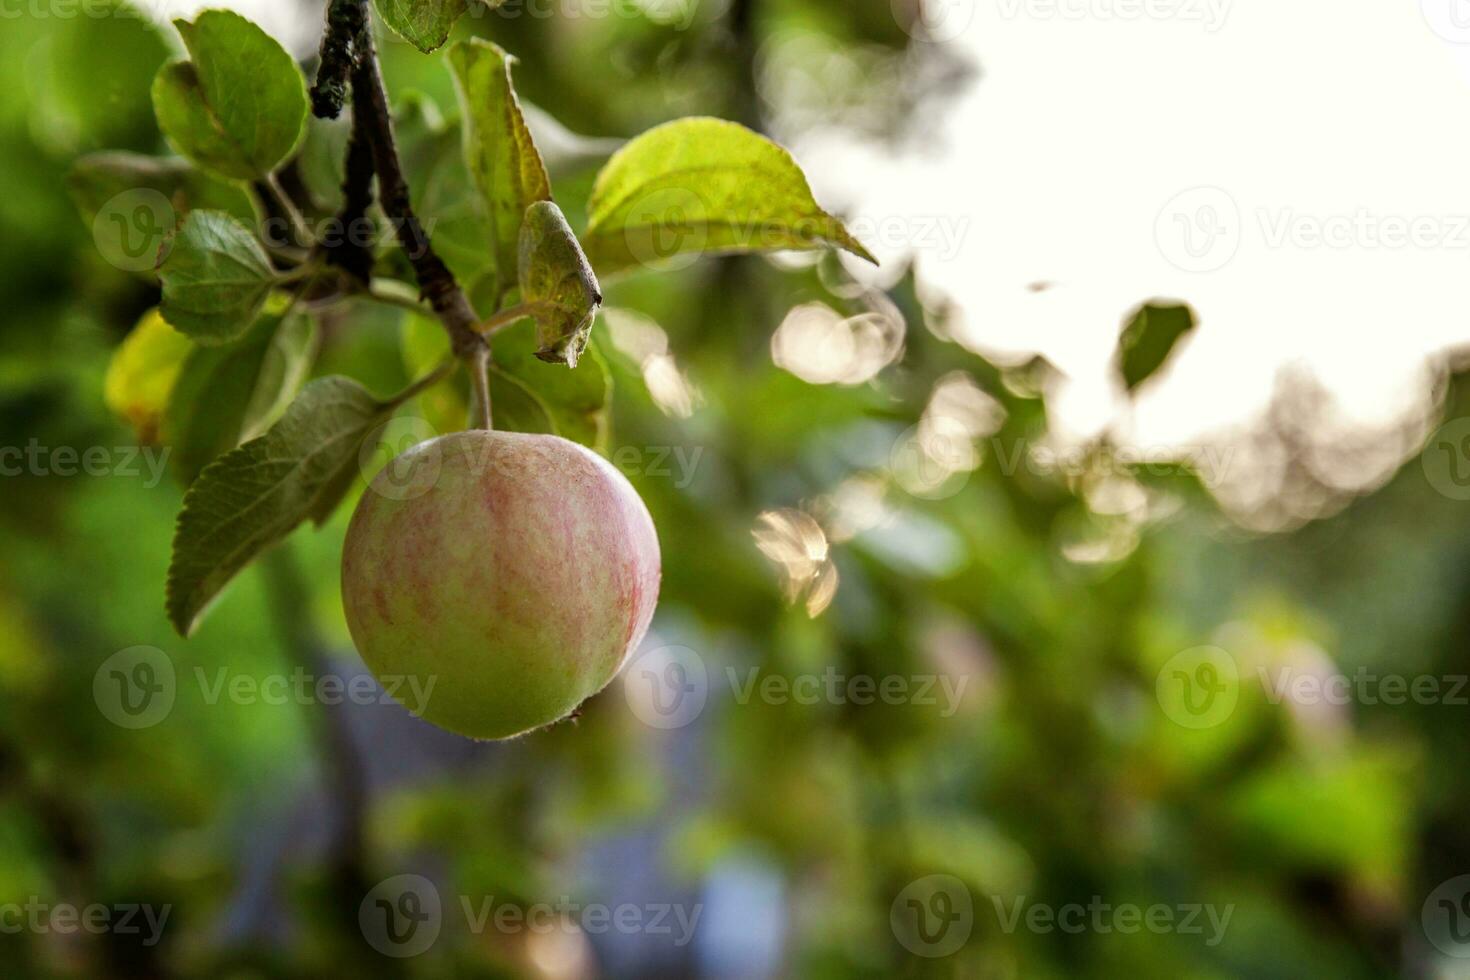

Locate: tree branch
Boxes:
[346,2,485,360]
[324,102,377,285]
[309,0,364,119]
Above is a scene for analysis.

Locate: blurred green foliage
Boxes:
[1,2,1469,978]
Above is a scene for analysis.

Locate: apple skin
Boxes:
[341,430,660,740]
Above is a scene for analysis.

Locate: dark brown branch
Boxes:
[309,0,364,119]
[322,111,377,285]
[346,4,484,359]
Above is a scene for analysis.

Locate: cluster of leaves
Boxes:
[71,7,873,636]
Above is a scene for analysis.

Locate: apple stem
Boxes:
[469,346,493,429]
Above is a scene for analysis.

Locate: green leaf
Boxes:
[165,303,317,483]
[377,0,503,54]
[151,10,308,181]
[166,376,400,635]
[518,200,602,368]
[158,210,277,344]
[66,152,256,229]
[103,309,194,443]
[583,116,877,279]
[1116,303,1197,393]
[448,38,552,305]
[401,314,610,451]
[492,319,611,452]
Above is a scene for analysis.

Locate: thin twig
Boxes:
[396,357,458,403]
[263,172,314,247]
[475,302,535,337]
[367,280,431,314]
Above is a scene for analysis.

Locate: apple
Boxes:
[341,430,661,739]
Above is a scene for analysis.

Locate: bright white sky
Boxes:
[160,0,1470,450]
[802,0,1470,448]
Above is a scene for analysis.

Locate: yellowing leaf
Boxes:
[448,38,552,306]
[103,309,193,443]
